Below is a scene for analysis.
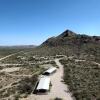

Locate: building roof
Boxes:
[44,67,57,74]
[36,77,50,90]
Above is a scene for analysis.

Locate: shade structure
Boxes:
[36,77,50,91]
[43,67,57,75]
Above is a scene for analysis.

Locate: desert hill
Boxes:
[32,30,100,60]
[42,30,100,47]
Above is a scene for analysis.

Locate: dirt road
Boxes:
[0,51,23,61]
[21,59,73,100]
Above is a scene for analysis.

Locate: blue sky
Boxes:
[0,0,100,45]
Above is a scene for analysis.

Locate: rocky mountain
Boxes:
[32,30,100,62]
[42,30,100,47]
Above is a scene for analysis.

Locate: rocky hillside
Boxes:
[42,30,100,47]
[32,30,100,62]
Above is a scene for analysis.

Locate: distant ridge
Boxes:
[0,45,36,48]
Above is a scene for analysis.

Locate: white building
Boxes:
[43,67,57,75]
[35,77,51,93]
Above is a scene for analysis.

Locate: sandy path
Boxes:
[0,51,23,61]
[0,63,23,66]
[21,59,73,100]
[0,67,21,73]
[75,59,100,67]
[92,61,100,66]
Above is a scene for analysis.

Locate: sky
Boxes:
[0,0,100,46]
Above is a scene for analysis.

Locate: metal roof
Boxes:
[44,67,57,74]
[36,77,50,90]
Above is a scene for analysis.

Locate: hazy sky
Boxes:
[0,0,100,45]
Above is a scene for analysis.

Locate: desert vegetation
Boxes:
[0,75,38,100]
[60,58,100,100]
[0,47,33,58]
[0,63,46,100]
[0,30,100,100]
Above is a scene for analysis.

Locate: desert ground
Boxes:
[0,50,74,100]
[21,59,73,100]
[0,45,100,100]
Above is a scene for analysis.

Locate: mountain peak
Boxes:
[57,29,76,38]
[41,29,100,47]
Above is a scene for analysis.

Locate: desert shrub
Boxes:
[60,59,100,100]
[17,75,38,94]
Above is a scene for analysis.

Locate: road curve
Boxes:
[21,59,73,100]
